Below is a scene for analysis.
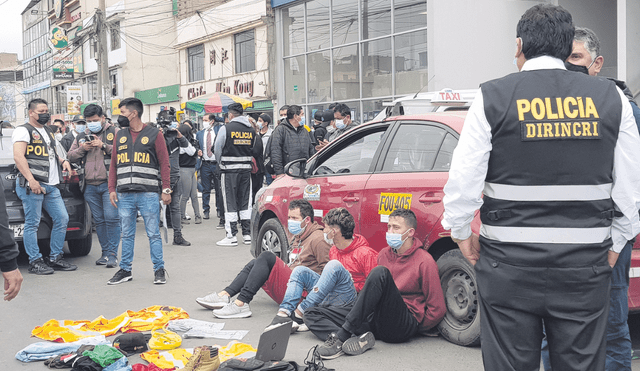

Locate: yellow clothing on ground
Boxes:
[141,341,257,369]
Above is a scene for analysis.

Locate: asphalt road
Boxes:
[2,204,640,370]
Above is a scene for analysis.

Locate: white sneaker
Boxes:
[185,213,191,220]
[196,292,230,309]
[243,235,251,245]
[212,302,252,319]
[217,236,238,246]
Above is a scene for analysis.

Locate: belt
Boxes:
[203,160,217,164]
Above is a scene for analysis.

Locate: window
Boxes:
[333,45,359,100]
[394,0,427,34]
[332,0,359,46]
[235,30,255,73]
[307,51,331,103]
[433,133,457,171]
[110,21,121,51]
[382,124,447,172]
[110,69,118,97]
[395,29,428,95]
[283,4,305,56]
[307,0,330,51]
[314,127,386,176]
[187,44,204,82]
[362,0,391,40]
[362,38,392,98]
[284,55,305,104]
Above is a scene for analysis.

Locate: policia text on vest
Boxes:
[517,96,600,140]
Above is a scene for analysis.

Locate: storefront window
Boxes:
[361,37,392,98]
[307,51,331,103]
[362,0,391,40]
[395,0,427,34]
[332,0,359,46]
[307,0,331,51]
[284,56,306,104]
[283,4,305,56]
[333,45,359,101]
[395,29,427,95]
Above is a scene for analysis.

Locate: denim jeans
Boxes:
[116,192,164,272]
[16,181,69,262]
[279,260,357,315]
[85,183,120,258]
[200,161,222,217]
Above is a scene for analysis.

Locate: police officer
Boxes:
[108,98,171,285]
[441,5,640,371]
[12,98,76,275]
[68,104,120,268]
[213,103,259,246]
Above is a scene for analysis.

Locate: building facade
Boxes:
[0,54,25,126]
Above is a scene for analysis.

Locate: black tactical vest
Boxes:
[220,121,255,173]
[479,68,622,267]
[21,123,59,183]
[115,125,161,193]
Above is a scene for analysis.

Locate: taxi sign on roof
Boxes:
[431,88,468,106]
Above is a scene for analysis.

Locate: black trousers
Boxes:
[224,251,277,304]
[220,171,252,236]
[476,253,611,371]
[304,266,418,343]
[169,177,182,236]
[201,161,224,219]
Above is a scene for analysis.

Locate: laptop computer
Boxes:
[255,321,293,362]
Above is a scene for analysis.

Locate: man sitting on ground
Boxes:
[195,199,330,318]
[313,209,446,359]
[269,207,378,331]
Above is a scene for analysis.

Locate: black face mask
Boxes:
[117,115,130,128]
[564,61,589,75]
[36,113,50,125]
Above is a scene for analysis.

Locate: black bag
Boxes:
[219,358,299,371]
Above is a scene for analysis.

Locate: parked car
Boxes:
[0,128,92,258]
[370,88,478,122]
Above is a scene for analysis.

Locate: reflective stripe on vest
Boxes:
[480,225,611,244]
[117,177,160,187]
[483,182,612,201]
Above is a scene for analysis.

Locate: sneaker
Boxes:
[216,236,237,246]
[48,256,78,271]
[196,292,230,309]
[212,302,252,319]
[216,221,225,229]
[342,331,375,356]
[195,216,202,224]
[185,214,192,220]
[243,235,251,245]
[154,268,167,284]
[182,217,190,225]
[108,269,132,285]
[173,235,192,246]
[105,256,118,269]
[317,333,344,359]
[28,258,54,275]
[95,255,108,265]
[203,211,210,220]
[292,313,309,332]
[183,346,220,371]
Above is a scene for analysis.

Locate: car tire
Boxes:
[67,233,92,257]
[255,218,289,263]
[437,248,481,347]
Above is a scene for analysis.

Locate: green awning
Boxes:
[244,100,273,112]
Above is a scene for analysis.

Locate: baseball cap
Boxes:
[72,115,86,123]
[322,110,334,123]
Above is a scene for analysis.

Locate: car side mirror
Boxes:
[284,158,307,178]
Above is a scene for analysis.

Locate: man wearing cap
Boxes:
[311,110,334,149]
[213,103,259,246]
[60,115,83,151]
[68,103,120,268]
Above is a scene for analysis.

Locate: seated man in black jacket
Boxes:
[270,105,315,179]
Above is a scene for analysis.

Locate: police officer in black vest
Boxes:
[213,102,260,247]
[12,98,76,275]
[68,104,120,268]
[442,5,640,371]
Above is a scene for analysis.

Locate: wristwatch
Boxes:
[162,188,172,194]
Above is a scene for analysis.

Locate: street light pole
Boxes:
[96,0,110,113]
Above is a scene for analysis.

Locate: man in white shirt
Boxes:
[441,5,640,371]
[196,113,224,228]
[12,98,76,275]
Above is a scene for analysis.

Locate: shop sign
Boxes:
[70,11,82,23]
[187,86,206,100]
[54,0,65,19]
[53,71,73,80]
[111,99,121,115]
[135,84,180,105]
[67,85,83,115]
[234,81,254,97]
[49,26,69,51]
[53,54,73,73]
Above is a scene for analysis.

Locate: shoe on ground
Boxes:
[182,217,190,225]
[216,221,225,230]
[292,313,309,332]
[212,302,252,319]
[342,331,375,356]
[183,345,220,371]
[95,255,108,265]
[48,256,78,271]
[154,268,167,284]
[28,258,54,275]
[105,256,118,268]
[195,216,202,224]
[185,214,192,220]
[196,292,230,309]
[203,211,210,220]
[108,269,132,285]
[243,235,251,245]
[173,235,192,246]
[217,236,238,246]
[317,333,345,359]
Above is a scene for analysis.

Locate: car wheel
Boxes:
[437,248,481,346]
[67,233,92,257]
[255,219,289,263]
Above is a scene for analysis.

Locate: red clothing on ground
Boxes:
[108,128,171,193]
[261,257,292,304]
[329,234,378,292]
[377,238,446,333]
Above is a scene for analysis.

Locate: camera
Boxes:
[157,107,178,129]
[86,134,97,142]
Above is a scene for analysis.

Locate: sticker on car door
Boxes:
[303,184,321,201]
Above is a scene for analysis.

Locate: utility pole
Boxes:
[95,0,110,113]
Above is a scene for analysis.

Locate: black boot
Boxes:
[173,233,191,246]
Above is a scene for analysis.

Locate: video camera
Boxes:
[157,107,179,138]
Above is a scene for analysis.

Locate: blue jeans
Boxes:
[200,161,222,217]
[264,170,273,186]
[280,260,357,315]
[85,183,120,258]
[16,181,69,262]
[116,192,164,272]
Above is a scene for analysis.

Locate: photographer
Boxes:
[158,108,191,246]
[68,104,120,267]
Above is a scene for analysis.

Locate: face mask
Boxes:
[512,57,518,66]
[386,229,412,252]
[335,119,346,130]
[258,121,264,130]
[117,115,130,128]
[288,219,306,236]
[324,232,334,246]
[75,124,86,133]
[36,113,50,125]
[170,122,178,130]
[87,122,102,133]
[299,117,306,127]
[326,125,336,133]
[564,61,589,75]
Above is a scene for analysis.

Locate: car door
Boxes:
[289,123,391,232]
[360,121,458,250]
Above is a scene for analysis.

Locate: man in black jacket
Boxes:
[0,179,22,301]
[270,105,315,179]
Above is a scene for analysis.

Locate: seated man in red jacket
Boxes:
[313,208,447,359]
[269,207,378,331]
[195,199,331,318]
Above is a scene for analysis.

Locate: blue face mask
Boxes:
[335,119,346,130]
[386,229,412,252]
[75,124,86,133]
[288,219,306,236]
[299,117,306,127]
[170,122,178,130]
[87,121,102,133]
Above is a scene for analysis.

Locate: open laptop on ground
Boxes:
[255,321,293,362]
